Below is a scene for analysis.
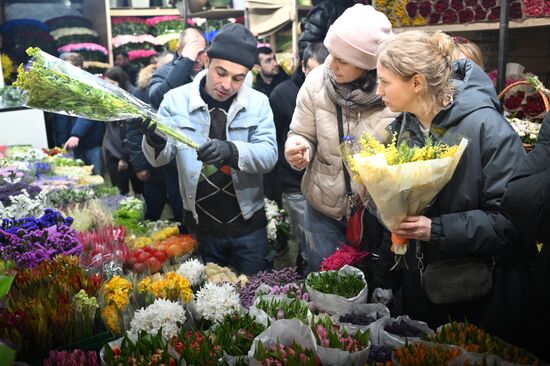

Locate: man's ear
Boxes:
[253,64,261,74]
[204,53,210,68]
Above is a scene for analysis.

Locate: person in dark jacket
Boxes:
[253,46,289,98]
[268,42,329,269]
[63,117,105,176]
[127,60,184,222]
[104,66,142,195]
[501,113,550,362]
[148,28,206,110]
[114,51,138,86]
[298,0,355,60]
[372,31,528,345]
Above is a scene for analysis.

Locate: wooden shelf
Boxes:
[109,7,180,16]
[395,17,550,33]
[187,8,244,19]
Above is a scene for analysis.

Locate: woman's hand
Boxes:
[285,137,310,170]
[392,216,432,241]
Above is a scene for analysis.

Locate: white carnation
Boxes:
[129,299,186,340]
[194,283,241,322]
[176,258,205,286]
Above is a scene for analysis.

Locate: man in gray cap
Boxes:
[136,23,277,275]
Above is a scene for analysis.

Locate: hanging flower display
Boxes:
[111,17,149,37]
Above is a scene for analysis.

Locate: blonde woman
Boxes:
[372,30,528,345]
[284,4,396,273]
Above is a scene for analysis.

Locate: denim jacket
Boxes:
[142,69,278,223]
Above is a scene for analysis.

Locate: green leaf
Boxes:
[0,275,14,299]
[0,342,15,366]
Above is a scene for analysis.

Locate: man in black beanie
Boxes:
[136,23,278,275]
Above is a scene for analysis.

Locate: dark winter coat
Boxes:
[253,70,289,97]
[501,113,550,361]
[298,0,355,59]
[269,69,305,193]
[126,87,155,173]
[70,117,105,152]
[373,60,528,343]
[148,56,195,110]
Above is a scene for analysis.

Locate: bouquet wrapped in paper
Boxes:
[341,133,468,268]
[14,47,197,149]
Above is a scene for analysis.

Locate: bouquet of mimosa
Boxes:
[341,133,468,268]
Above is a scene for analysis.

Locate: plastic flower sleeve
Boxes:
[14,47,198,149]
[340,132,468,268]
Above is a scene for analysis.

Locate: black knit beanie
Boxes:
[206,23,257,70]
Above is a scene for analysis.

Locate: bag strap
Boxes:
[336,104,353,197]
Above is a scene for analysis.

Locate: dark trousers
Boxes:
[106,153,143,195]
[164,161,183,223]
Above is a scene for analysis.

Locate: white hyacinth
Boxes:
[176,258,205,287]
[194,282,241,322]
[128,299,186,340]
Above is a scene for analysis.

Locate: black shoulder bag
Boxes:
[417,241,495,305]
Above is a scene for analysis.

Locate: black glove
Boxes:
[132,117,165,147]
[196,139,233,165]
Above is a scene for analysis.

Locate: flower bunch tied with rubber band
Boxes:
[340,132,468,268]
[14,48,199,150]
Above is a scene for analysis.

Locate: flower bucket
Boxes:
[62,330,116,352]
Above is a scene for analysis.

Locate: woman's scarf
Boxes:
[324,67,385,113]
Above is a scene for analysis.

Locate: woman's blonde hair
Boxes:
[136,64,157,90]
[451,36,484,69]
[377,30,457,116]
